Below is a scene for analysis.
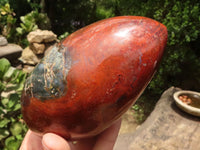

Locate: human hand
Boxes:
[20,119,121,150]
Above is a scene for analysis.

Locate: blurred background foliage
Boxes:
[0,0,200,149]
[0,58,27,149]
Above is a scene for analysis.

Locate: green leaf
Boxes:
[0,81,5,92]
[9,69,21,83]
[20,16,25,23]
[13,103,21,111]
[3,67,16,82]
[32,24,38,31]
[1,98,9,107]
[10,70,19,82]
[10,117,16,123]
[5,3,11,11]
[10,122,23,136]
[132,104,140,111]
[16,134,23,140]
[185,35,191,42]
[5,136,21,150]
[16,27,24,35]
[6,15,15,24]
[0,58,11,80]
[20,23,28,30]
[0,118,10,128]
[11,71,27,92]
[0,128,9,140]
[8,93,19,108]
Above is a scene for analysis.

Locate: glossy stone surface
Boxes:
[21,16,168,140]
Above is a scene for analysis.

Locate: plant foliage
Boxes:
[0,3,16,41]
[0,1,51,47]
[145,0,200,95]
[0,58,27,150]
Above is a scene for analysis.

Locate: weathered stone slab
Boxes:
[114,87,200,150]
[0,44,22,57]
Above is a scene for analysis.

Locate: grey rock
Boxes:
[114,87,200,150]
[0,36,8,46]
[0,44,22,57]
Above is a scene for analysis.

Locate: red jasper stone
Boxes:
[21,16,168,140]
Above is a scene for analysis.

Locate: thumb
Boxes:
[42,133,71,150]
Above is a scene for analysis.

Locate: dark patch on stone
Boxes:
[23,45,72,101]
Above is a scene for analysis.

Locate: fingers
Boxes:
[42,133,71,150]
[93,119,122,150]
[41,119,121,150]
[20,119,121,150]
[20,130,43,150]
[20,130,71,150]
